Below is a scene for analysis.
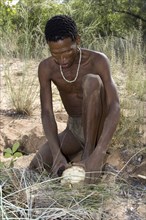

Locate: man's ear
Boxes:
[76,35,81,46]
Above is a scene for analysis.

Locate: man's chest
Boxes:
[52,65,97,93]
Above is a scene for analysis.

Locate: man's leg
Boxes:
[28,141,53,173]
[29,128,83,173]
[82,74,107,159]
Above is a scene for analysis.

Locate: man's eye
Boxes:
[67,50,72,54]
[52,54,59,58]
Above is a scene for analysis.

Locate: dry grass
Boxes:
[0,168,110,219]
[0,166,146,220]
[3,61,39,116]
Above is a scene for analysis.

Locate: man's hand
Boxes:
[75,150,106,184]
[51,153,68,178]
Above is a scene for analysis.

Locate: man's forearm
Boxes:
[42,114,61,156]
[96,104,120,153]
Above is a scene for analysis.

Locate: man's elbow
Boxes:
[114,102,120,122]
[109,101,120,121]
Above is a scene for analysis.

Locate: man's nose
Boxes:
[60,55,67,65]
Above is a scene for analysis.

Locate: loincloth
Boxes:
[67,116,85,145]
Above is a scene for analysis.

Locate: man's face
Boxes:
[48,37,80,68]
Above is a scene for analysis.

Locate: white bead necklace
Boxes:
[59,48,82,83]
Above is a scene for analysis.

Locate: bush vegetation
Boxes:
[0,1,146,219]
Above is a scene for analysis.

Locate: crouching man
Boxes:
[29,15,120,184]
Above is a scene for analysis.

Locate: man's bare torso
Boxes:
[42,49,105,117]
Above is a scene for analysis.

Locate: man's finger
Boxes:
[57,165,66,177]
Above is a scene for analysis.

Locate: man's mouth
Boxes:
[60,63,69,68]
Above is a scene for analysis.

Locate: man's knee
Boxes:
[29,153,45,172]
[82,74,103,95]
[29,141,52,172]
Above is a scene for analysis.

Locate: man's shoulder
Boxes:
[38,57,52,79]
[38,56,57,75]
[83,48,108,61]
[39,56,53,68]
[83,48,105,55]
[83,49,111,78]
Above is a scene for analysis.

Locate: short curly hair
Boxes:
[45,15,78,42]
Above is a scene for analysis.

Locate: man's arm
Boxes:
[38,60,67,174]
[81,53,120,183]
[96,53,120,154]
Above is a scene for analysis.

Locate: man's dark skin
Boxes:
[29,35,120,184]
